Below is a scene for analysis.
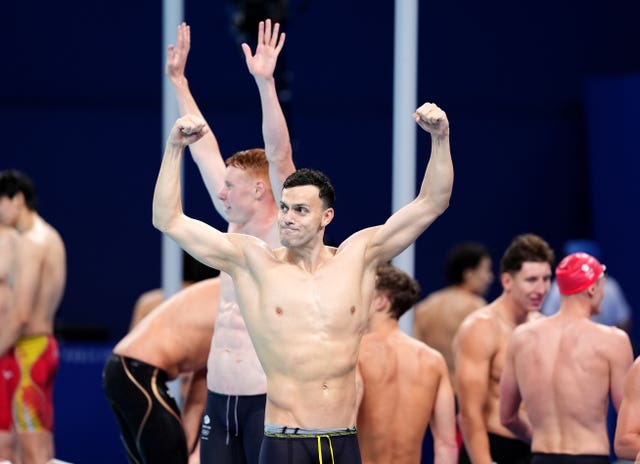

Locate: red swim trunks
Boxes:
[12,335,59,432]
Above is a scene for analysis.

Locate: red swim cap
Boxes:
[556,252,605,295]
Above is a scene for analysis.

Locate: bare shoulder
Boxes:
[131,288,165,329]
[409,335,448,369]
[337,226,379,252]
[599,322,632,349]
[455,305,500,353]
[414,289,445,313]
[457,305,496,335]
[627,357,640,381]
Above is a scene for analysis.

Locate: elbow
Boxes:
[614,436,639,460]
[152,211,167,232]
[152,207,175,233]
[500,412,518,432]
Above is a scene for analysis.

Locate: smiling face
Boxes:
[278,185,333,248]
[502,261,552,313]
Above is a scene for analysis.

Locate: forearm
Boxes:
[255,78,291,161]
[502,414,531,444]
[255,77,294,197]
[433,440,458,464]
[170,79,226,198]
[182,369,207,451]
[459,414,493,464]
[153,143,186,232]
[417,134,453,215]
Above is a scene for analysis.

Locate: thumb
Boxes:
[240,43,252,61]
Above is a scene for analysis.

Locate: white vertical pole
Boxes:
[392,0,419,335]
[161,0,184,299]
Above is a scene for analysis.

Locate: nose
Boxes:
[217,186,227,200]
[535,279,549,295]
[280,209,293,224]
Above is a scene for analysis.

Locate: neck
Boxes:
[239,205,278,237]
[16,210,36,234]
[494,294,528,326]
[558,295,592,318]
[367,312,398,335]
[284,239,329,273]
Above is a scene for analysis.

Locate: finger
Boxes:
[275,32,286,54]
[257,20,265,46]
[240,43,252,61]
[271,22,280,47]
[264,19,272,45]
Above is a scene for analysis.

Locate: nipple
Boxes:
[275,307,283,316]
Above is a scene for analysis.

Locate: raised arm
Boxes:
[366,102,453,265]
[166,22,227,216]
[241,19,295,202]
[615,357,640,461]
[152,115,243,274]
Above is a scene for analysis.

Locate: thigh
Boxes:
[239,395,266,464]
[200,391,246,464]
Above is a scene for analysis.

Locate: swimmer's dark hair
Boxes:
[500,233,555,275]
[282,168,335,209]
[0,170,38,211]
[375,262,421,320]
[445,242,490,285]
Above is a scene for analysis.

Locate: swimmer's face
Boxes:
[502,261,552,313]
[278,185,333,248]
[0,195,19,227]
[466,256,494,296]
[217,166,261,225]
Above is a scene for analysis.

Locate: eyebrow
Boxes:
[280,201,309,208]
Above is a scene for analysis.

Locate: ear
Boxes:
[501,272,512,291]
[321,207,334,227]
[254,180,266,199]
[14,191,26,207]
[372,292,389,313]
[462,267,473,284]
[586,282,598,298]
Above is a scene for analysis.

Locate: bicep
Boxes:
[165,215,243,274]
[268,150,295,205]
[368,199,443,263]
[616,364,640,439]
[611,336,635,410]
[455,328,492,414]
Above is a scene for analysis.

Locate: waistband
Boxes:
[264,424,357,438]
[16,334,56,346]
[532,452,609,459]
[209,390,267,400]
[108,354,169,381]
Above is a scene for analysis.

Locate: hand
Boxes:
[169,115,207,147]
[413,102,449,138]
[166,22,190,83]
[241,19,285,80]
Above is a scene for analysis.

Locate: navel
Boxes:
[275,306,283,316]
[350,306,356,315]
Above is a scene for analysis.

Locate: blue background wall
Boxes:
[3,1,640,461]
